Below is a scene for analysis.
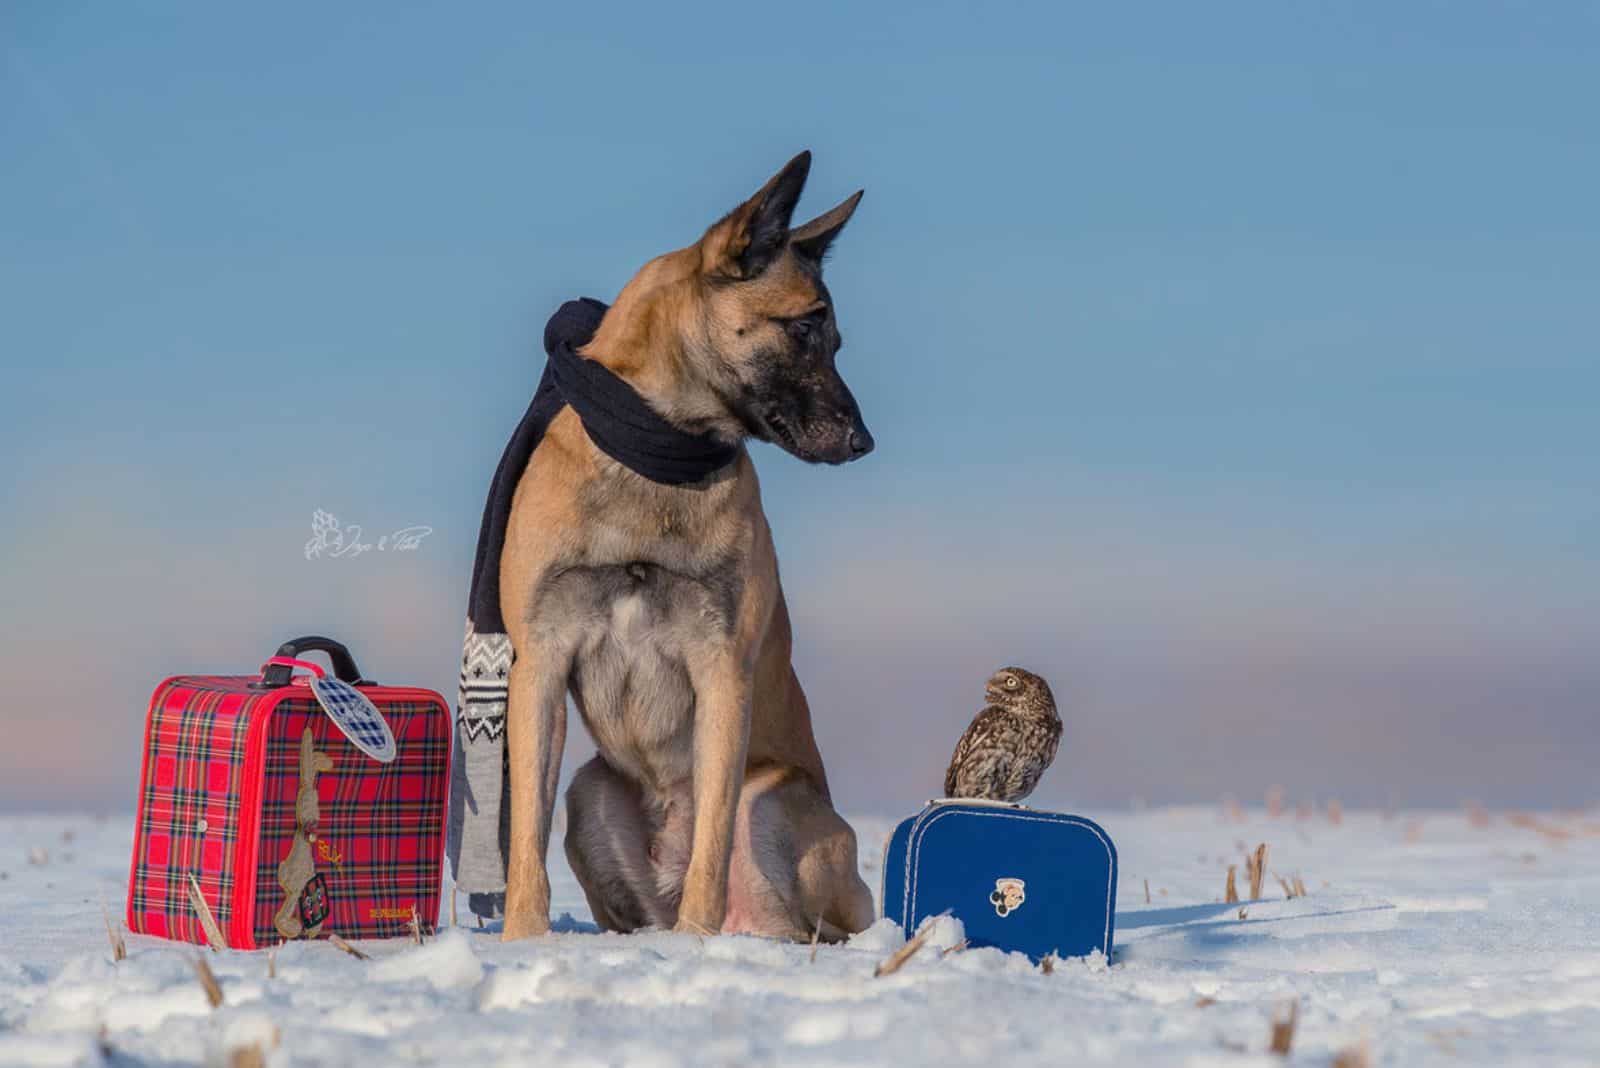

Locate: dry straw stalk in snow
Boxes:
[328,933,371,960]
[1269,999,1298,1055]
[1246,843,1270,901]
[193,956,224,1008]
[874,924,934,977]
[102,903,127,963]
[186,873,227,953]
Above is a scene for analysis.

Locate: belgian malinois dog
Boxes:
[500,152,877,941]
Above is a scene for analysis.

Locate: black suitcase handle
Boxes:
[252,635,374,689]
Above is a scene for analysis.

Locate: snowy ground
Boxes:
[2,806,1597,1067]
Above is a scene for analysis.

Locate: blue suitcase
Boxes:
[881,800,1117,963]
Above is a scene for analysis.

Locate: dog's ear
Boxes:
[790,190,863,263]
[702,151,811,279]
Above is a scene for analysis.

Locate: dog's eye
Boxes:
[777,309,826,341]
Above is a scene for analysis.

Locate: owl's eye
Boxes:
[1005,676,1020,690]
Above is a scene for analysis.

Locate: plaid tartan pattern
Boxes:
[127,676,266,946]
[251,695,449,946]
[128,674,450,949]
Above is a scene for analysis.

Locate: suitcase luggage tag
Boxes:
[263,655,396,763]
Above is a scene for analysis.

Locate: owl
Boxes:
[943,667,1061,802]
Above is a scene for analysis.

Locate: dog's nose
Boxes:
[848,426,875,458]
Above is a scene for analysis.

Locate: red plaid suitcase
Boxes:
[127,636,451,949]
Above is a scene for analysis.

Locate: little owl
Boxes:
[943,667,1061,803]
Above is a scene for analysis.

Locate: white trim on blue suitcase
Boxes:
[897,802,1115,957]
[891,800,1002,912]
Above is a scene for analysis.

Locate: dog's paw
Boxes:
[500,912,551,942]
[672,917,717,938]
[674,885,727,937]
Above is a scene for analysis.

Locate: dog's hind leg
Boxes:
[810,815,876,939]
[765,773,875,940]
[564,757,680,932]
[719,766,874,942]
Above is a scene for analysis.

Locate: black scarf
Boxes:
[465,297,739,634]
[452,298,738,909]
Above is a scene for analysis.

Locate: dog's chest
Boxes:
[539,553,741,790]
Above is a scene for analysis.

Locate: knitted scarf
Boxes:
[448,298,737,916]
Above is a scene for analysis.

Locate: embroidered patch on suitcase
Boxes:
[275,728,336,940]
[990,877,1026,917]
[299,872,330,929]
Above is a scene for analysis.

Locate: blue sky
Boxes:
[3,3,1596,812]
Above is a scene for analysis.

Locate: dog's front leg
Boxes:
[676,651,754,935]
[502,647,570,941]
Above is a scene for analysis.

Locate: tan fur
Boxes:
[499,154,873,941]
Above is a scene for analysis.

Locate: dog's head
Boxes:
[589,152,873,465]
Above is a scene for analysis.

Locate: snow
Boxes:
[2,807,1598,1066]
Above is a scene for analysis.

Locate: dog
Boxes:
[499,151,877,941]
